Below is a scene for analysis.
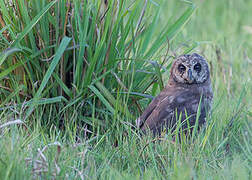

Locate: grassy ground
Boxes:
[0,0,251,179]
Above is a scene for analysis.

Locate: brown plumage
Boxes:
[136,53,213,136]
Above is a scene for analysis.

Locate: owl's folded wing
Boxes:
[135,95,161,128]
[136,90,175,132]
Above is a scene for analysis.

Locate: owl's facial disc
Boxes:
[171,53,210,85]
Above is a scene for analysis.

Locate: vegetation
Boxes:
[0,0,251,179]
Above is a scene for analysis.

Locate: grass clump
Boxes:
[0,0,252,179]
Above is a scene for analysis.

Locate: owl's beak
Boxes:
[187,69,194,83]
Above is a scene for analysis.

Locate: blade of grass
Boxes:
[25,36,71,119]
[138,2,160,56]
[0,85,23,106]
[95,81,134,119]
[0,47,21,66]
[0,58,30,81]
[53,73,72,98]
[150,61,164,90]
[24,96,67,106]
[11,0,57,47]
[17,0,37,52]
[144,3,196,58]
[89,85,114,114]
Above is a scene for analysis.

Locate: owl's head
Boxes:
[170,53,210,85]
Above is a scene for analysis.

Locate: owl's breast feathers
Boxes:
[137,84,213,136]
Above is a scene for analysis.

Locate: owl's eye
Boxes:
[194,63,201,72]
[178,64,186,72]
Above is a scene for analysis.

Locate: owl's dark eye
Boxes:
[194,63,201,72]
[178,64,186,72]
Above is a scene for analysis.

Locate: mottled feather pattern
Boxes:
[137,53,213,136]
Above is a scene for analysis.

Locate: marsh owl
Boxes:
[136,53,213,136]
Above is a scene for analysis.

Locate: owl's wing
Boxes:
[136,88,175,131]
[139,93,175,134]
[136,95,162,128]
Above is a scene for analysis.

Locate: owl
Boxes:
[136,53,213,136]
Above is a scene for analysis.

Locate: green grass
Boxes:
[0,0,252,179]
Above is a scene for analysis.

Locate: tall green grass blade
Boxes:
[144,3,195,58]
[0,58,29,81]
[59,96,83,113]
[0,85,23,106]
[89,85,114,114]
[138,3,160,56]
[0,48,21,66]
[25,96,67,106]
[11,0,57,47]
[34,36,71,98]
[0,0,11,26]
[0,26,11,45]
[17,0,37,52]
[25,36,71,119]
[73,1,90,87]
[151,61,164,90]
[53,73,72,98]
[95,81,134,119]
